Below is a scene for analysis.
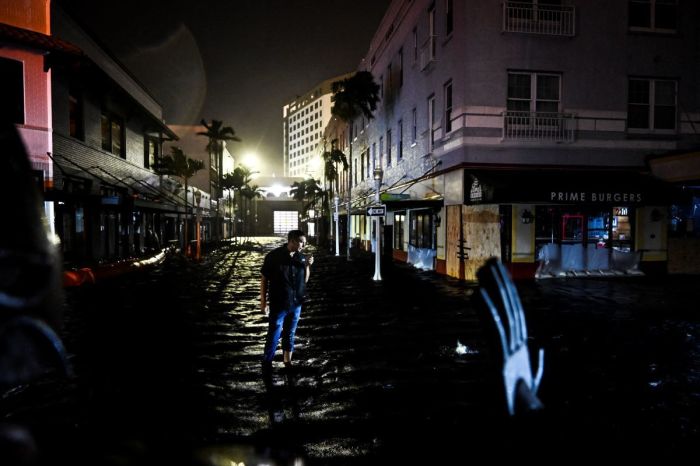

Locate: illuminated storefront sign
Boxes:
[469,178,483,202]
[462,169,674,206]
[549,192,643,203]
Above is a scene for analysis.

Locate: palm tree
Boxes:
[156,146,205,255]
[321,141,348,196]
[291,178,326,244]
[221,166,255,239]
[331,71,380,259]
[240,184,264,239]
[320,145,347,249]
[197,119,241,241]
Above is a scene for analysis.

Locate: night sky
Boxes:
[58,0,391,175]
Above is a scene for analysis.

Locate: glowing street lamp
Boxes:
[373,166,383,281]
[241,152,261,174]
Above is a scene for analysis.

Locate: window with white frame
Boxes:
[627,78,677,131]
[412,107,417,143]
[372,142,377,171]
[387,129,392,166]
[379,136,384,167]
[360,151,365,182]
[398,119,403,160]
[629,0,677,32]
[101,113,125,158]
[427,94,436,150]
[413,27,418,63]
[354,157,357,185]
[365,148,371,179]
[144,136,159,169]
[446,0,454,36]
[387,64,392,96]
[428,3,436,60]
[507,72,560,114]
[444,80,453,133]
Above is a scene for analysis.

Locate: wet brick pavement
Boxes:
[4,237,698,464]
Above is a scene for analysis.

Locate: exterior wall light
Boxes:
[373,166,384,281]
[521,209,534,224]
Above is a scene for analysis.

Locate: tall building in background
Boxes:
[282,73,352,181]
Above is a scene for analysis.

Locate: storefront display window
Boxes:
[394,212,405,250]
[535,206,634,273]
[410,210,433,249]
[669,198,700,238]
[562,214,584,241]
[612,206,632,252]
[587,211,610,248]
[535,206,559,244]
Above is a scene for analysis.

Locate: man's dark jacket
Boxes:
[261,245,308,312]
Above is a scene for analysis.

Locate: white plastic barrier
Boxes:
[407,245,436,271]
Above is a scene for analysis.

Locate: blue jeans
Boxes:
[263,304,302,363]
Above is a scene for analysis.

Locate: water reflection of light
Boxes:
[455,340,478,355]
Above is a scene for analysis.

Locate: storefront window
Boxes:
[410,210,433,249]
[612,206,632,252]
[562,214,584,242]
[536,206,624,253]
[394,212,405,250]
[670,199,700,238]
[535,206,560,243]
[587,211,610,248]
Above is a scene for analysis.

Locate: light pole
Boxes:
[334,193,340,256]
[194,190,202,261]
[373,166,383,281]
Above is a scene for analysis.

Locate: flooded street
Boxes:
[8,236,697,464]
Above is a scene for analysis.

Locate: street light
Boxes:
[241,152,261,174]
[373,166,383,281]
[334,193,340,256]
[194,190,202,261]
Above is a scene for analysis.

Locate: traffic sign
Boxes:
[366,205,386,216]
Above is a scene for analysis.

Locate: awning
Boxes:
[463,167,683,206]
[49,152,187,209]
[647,150,700,185]
[383,198,443,211]
[348,198,442,215]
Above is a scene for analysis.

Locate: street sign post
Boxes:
[366,204,386,216]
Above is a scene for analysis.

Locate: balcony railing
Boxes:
[503,111,575,142]
[503,2,576,36]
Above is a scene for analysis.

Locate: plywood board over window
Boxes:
[446,205,462,279]
[463,205,501,281]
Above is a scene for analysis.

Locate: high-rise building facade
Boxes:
[283,73,352,180]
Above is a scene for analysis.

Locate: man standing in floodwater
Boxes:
[260,230,313,370]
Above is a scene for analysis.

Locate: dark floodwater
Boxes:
[3,237,698,464]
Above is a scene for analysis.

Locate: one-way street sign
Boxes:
[366,205,386,216]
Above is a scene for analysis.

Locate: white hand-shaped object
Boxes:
[479,260,544,415]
